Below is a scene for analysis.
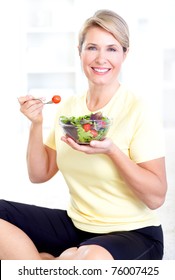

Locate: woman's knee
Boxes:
[57,245,113,260]
[78,245,113,260]
[56,247,78,260]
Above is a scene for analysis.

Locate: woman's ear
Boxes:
[123,47,129,61]
[77,46,81,57]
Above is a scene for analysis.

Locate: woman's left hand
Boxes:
[61,136,114,155]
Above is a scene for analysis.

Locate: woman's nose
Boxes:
[95,50,107,64]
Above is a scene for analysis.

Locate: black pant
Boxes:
[0,199,164,259]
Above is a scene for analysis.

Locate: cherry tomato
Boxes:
[83,123,91,132]
[52,95,61,104]
[90,129,98,137]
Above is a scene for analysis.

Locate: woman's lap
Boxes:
[0,199,78,256]
[0,199,163,259]
[80,229,163,259]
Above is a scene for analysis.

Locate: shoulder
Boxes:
[119,84,150,114]
[119,85,162,128]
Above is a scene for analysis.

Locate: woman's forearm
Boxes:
[107,144,167,209]
[27,123,51,183]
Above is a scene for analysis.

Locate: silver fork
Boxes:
[34,98,53,104]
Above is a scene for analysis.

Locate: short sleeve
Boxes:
[45,127,56,150]
[129,101,165,163]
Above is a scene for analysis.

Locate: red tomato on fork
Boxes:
[52,95,61,104]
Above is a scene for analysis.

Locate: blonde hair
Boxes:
[78,9,129,53]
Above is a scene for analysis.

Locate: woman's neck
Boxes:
[86,82,120,112]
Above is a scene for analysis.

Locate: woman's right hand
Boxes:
[18,95,44,124]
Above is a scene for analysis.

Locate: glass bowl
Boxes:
[59,113,111,144]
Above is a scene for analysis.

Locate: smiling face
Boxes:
[79,26,128,87]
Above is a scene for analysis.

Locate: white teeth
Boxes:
[93,68,109,73]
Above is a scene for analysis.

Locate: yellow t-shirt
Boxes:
[45,85,165,233]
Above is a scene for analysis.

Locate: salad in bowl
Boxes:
[59,112,111,144]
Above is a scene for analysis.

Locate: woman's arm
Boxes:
[106,143,167,209]
[18,95,58,183]
[27,123,58,183]
[61,136,167,209]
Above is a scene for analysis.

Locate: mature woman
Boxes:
[0,9,167,260]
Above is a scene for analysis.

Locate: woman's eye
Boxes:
[108,48,116,52]
[87,46,97,51]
